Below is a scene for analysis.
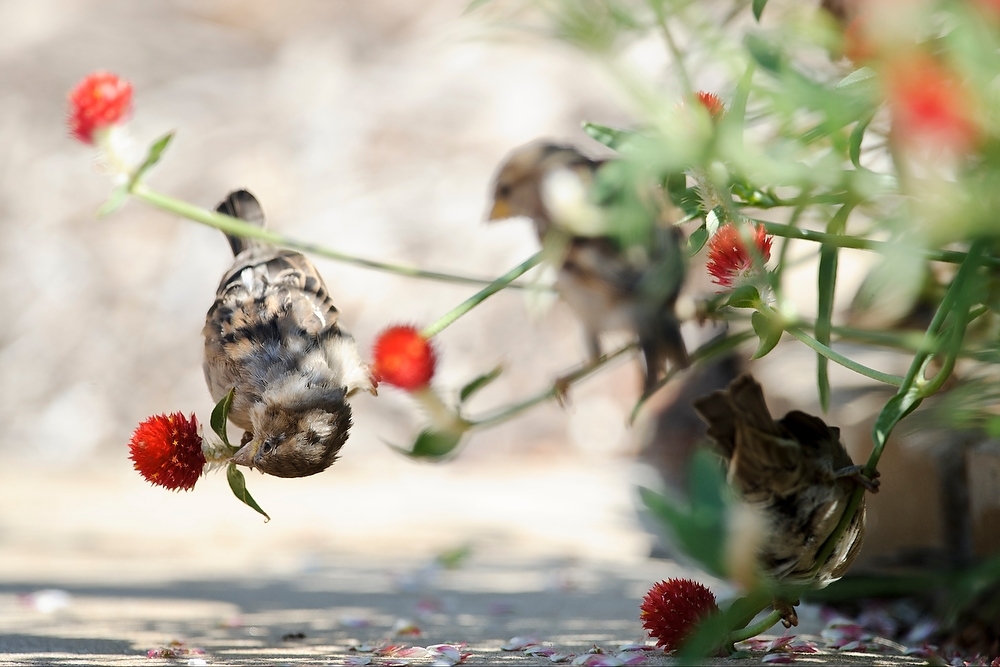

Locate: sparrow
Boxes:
[203,190,375,478]
[488,142,688,395]
[693,375,875,624]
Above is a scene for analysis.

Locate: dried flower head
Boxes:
[67,71,133,144]
[128,412,205,491]
[372,325,436,391]
[641,578,719,651]
[696,91,725,119]
[885,55,979,153]
[706,223,773,288]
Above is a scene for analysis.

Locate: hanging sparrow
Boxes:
[488,142,688,395]
[203,190,375,478]
[693,374,877,625]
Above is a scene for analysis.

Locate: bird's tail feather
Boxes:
[216,189,266,256]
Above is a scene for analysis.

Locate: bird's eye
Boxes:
[261,441,274,454]
[497,184,512,199]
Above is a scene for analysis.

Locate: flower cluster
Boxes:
[67,71,132,144]
[127,412,206,491]
[706,223,773,288]
[640,578,719,651]
[372,325,437,391]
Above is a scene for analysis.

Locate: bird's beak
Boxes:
[487,198,511,222]
[230,440,258,468]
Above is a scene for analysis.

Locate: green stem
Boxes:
[808,239,987,579]
[757,220,1000,268]
[650,1,694,98]
[469,344,637,428]
[727,610,783,644]
[784,326,903,387]
[130,184,543,290]
[421,253,542,339]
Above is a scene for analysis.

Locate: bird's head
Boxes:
[231,384,351,478]
[488,142,588,228]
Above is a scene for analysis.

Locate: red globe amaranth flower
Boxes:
[67,71,133,144]
[640,578,719,651]
[372,325,436,391]
[885,56,979,154]
[128,413,205,491]
[695,91,725,120]
[706,223,773,288]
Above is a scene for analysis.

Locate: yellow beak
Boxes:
[488,198,512,221]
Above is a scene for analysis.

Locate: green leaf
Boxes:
[639,485,727,578]
[872,391,920,449]
[458,366,503,403]
[97,186,128,218]
[127,132,174,189]
[688,448,729,513]
[744,34,782,73]
[210,389,235,447]
[726,285,762,309]
[582,122,639,150]
[816,246,838,412]
[687,225,709,257]
[402,429,465,460]
[752,0,768,21]
[750,310,782,359]
[227,463,270,522]
[849,111,876,169]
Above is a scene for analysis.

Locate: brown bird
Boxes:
[488,142,688,395]
[693,375,875,624]
[203,190,375,478]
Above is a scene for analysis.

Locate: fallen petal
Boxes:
[762,654,796,664]
[501,636,540,651]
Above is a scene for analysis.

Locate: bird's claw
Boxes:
[773,599,799,628]
[553,376,573,407]
[834,465,881,493]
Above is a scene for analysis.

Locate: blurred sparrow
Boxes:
[488,142,688,395]
[203,190,375,478]
[693,375,875,624]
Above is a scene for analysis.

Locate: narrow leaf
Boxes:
[582,122,639,150]
[227,463,270,522]
[459,366,503,403]
[752,0,768,21]
[849,111,876,169]
[744,34,782,73]
[396,429,464,460]
[816,246,837,412]
[750,311,782,359]
[688,448,728,513]
[97,186,128,218]
[727,285,762,309]
[128,132,175,188]
[686,225,709,257]
[210,389,235,447]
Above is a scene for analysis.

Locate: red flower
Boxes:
[885,56,979,153]
[128,413,205,491]
[695,91,725,120]
[641,578,719,651]
[706,223,773,288]
[67,71,133,144]
[372,325,436,391]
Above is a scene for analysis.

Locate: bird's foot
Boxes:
[834,465,881,493]
[553,375,573,407]
[773,599,800,628]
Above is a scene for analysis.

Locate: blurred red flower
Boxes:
[372,325,436,391]
[886,56,979,153]
[696,91,725,119]
[128,413,205,491]
[706,223,773,288]
[640,578,719,651]
[67,71,133,144]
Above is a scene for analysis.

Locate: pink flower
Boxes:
[695,91,725,120]
[67,71,133,144]
[128,413,205,491]
[372,325,436,391]
[706,223,773,288]
[885,55,980,153]
[640,579,719,652]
